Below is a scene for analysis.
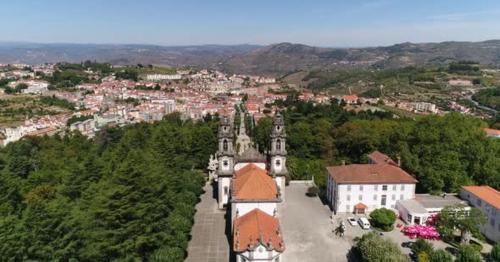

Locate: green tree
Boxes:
[456,245,482,262]
[411,238,434,261]
[369,208,397,231]
[437,205,486,244]
[354,232,408,262]
[429,249,453,262]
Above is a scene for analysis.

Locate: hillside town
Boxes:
[1,63,497,147]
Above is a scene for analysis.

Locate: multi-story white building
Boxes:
[414,102,437,113]
[145,74,182,81]
[460,186,500,243]
[327,155,417,214]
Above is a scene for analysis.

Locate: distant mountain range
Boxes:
[2,40,500,75]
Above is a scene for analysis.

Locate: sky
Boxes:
[2,0,500,47]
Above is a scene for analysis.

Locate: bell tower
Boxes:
[217,116,234,208]
[270,113,287,200]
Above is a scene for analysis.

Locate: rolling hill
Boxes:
[2,40,500,76]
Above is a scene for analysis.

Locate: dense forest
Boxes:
[0,113,218,261]
[253,98,500,194]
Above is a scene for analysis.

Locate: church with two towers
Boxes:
[214,113,287,262]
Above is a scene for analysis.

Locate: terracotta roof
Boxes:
[233,209,285,253]
[232,164,278,201]
[367,151,397,165]
[462,186,500,209]
[483,128,500,137]
[342,94,358,102]
[327,164,417,184]
[354,202,367,209]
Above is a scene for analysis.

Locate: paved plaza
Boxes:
[280,183,356,262]
[185,182,230,262]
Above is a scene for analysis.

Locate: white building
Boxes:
[326,155,417,214]
[414,102,437,113]
[396,194,467,225]
[460,186,500,243]
[145,74,182,81]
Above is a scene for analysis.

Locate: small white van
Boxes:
[358,217,371,229]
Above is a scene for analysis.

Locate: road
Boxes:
[235,112,251,155]
[185,182,230,262]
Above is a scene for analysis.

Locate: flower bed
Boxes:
[401,224,441,240]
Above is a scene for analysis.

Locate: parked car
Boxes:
[358,217,371,229]
[347,217,357,226]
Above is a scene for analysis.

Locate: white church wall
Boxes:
[218,177,232,209]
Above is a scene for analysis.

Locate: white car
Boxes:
[347,217,357,226]
[358,217,371,229]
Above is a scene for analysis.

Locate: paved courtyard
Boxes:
[185,182,230,262]
[280,183,356,262]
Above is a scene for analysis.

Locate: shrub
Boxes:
[369,208,396,231]
[354,232,408,262]
[457,245,482,262]
[429,249,453,262]
[490,244,500,262]
[411,238,433,259]
[306,186,320,197]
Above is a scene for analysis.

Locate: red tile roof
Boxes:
[327,164,417,184]
[355,202,367,209]
[233,164,279,201]
[233,208,285,252]
[483,128,500,137]
[342,95,358,102]
[367,151,398,166]
[462,186,500,209]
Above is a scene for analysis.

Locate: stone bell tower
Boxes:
[217,116,234,209]
[269,113,287,200]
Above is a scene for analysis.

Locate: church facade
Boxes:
[214,113,288,262]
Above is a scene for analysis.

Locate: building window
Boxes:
[346,205,351,212]
[391,204,395,208]
[276,139,281,151]
[276,159,281,166]
[381,195,387,206]
[392,194,396,200]
[223,160,228,167]
[400,194,404,200]
[401,184,405,191]
[224,186,228,195]
[382,185,388,191]
[374,185,378,191]
[223,139,228,151]
[491,218,496,227]
[359,185,363,191]
[407,214,412,223]
[359,195,363,201]
[392,185,397,191]
[347,185,351,191]
[373,195,377,200]
[477,199,482,206]
[347,195,351,201]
